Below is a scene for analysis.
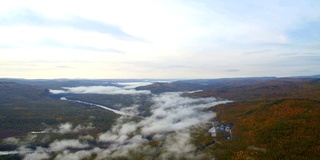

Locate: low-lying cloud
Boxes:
[23,152,49,160]
[49,139,89,152]
[50,86,151,95]
[116,81,173,89]
[55,122,94,134]
[31,122,94,134]
[96,92,231,158]
[116,82,154,89]
[21,92,231,159]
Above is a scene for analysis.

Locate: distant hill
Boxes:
[136,81,209,94]
[0,78,115,89]
[136,77,277,94]
[0,78,174,89]
[0,82,50,103]
[290,74,320,78]
[187,78,320,101]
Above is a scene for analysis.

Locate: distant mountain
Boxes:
[290,74,320,78]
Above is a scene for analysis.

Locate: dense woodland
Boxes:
[0,82,119,139]
[189,78,320,159]
[0,77,319,159]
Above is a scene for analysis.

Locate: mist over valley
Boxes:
[1,76,320,159]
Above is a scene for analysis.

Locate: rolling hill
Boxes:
[0,82,119,139]
[187,78,320,159]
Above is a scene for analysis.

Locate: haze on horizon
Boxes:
[0,0,319,79]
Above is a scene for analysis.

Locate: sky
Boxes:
[0,0,319,79]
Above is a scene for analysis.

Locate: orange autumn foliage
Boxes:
[198,78,320,160]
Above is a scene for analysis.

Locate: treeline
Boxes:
[188,78,320,101]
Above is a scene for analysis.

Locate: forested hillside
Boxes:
[188,78,320,101]
[0,82,118,139]
[189,78,320,159]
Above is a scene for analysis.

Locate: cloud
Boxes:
[49,139,89,152]
[160,131,197,159]
[68,16,141,41]
[71,45,125,53]
[242,49,273,55]
[116,82,154,89]
[225,69,240,72]
[50,86,151,95]
[53,122,94,134]
[31,122,94,134]
[0,8,141,41]
[1,1,320,79]
[0,44,14,48]
[54,150,93,160]
[56,123,73,134]
[23,152,49,160]
[2,137,20,145]
[40,38,125,53]
[20,92,231,159]
[139,93,230,135]
[119,105,140,116]
[96,92,231,158]
[49,89,66,94]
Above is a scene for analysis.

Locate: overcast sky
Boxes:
[0,0,319,79]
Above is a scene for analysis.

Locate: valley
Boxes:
[0,77,319,159]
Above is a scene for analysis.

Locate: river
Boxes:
[61,97,129,116]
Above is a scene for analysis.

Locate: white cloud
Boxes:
[23,152,49,160]
[1,1,319,78]
[116,82,154,89]
[19,92,231,159]
[54,150,92,160]
[57,123,73,134]
[139,93,229,135]
[49,139,89,152]
[160,131,196,159]
[35,122,94,134]
[97,92,231,158]
[2,137,20,145]
[50,86,151,95]
[120,105,140,116]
